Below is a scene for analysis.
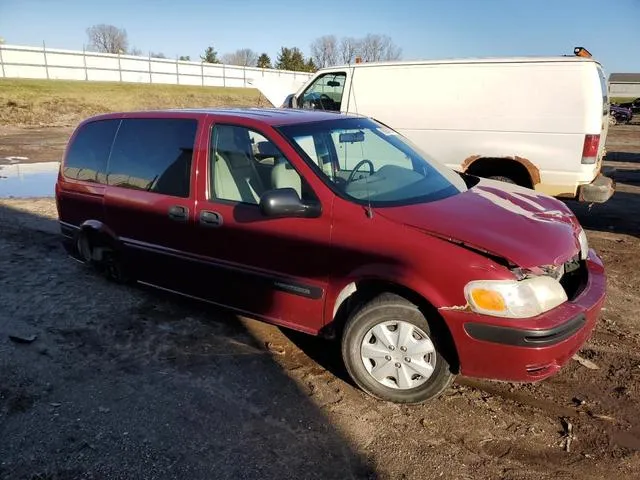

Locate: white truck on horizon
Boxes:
[251,47,615,203]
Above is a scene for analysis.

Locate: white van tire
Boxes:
[488,175,517,184]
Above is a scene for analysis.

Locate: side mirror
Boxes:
[259,188,321,218]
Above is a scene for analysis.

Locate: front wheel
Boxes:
[341,293,456,403]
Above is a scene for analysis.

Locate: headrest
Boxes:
[215,126,239,153]
[254,141,281,158]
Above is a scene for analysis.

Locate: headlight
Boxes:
[464,276,568,318]
[578,228,589,260]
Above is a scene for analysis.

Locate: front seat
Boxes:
[212,126,264,203]
[271,159,302,198]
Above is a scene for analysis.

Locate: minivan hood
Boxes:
[377,178,582,268]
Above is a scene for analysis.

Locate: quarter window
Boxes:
[63,119,119,183]
[107,118,197,198]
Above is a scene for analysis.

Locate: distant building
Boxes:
[609,73,640,98]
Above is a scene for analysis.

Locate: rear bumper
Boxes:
[577,173,615,203]
[442,249,606,382]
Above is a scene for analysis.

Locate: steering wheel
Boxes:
[312,93,334,110]
[346,159,375,183]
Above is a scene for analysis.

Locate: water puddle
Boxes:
[0,162,60,198]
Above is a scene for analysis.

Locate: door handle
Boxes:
[168,205,188,222]
[199,210,223,227]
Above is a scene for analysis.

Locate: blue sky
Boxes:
[1,0,638,73]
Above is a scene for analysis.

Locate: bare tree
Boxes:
[359,34,401,62]
[128,46,143,56]
[339,37,361,64]
[310,35,338,68]
[86,24,128,54]
[221,48,258,67]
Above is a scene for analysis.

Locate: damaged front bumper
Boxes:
[578,173,615,203]
[441,249,606,382]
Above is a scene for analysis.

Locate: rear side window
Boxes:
[63,120,119,183]
[107,118,197,198]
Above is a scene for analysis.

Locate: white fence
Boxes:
[0,43,313,88]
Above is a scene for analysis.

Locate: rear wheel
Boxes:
[75,230,132,284]
[102,250,133,284]
[341,293,455,403]
[488,175,517,184]
[466,158,533,189]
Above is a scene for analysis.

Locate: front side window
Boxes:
[64,119,120,183]
[299,72,346,112]
[209,124,314,205]
[277,118,468,206]
[107,118,197,198]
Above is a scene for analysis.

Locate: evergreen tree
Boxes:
[257,53,272,68]
[200,46,220,63]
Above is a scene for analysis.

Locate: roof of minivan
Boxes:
[319,55,599,71]
[84,108,361,126]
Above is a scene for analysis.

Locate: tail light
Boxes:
[581,134,600,164]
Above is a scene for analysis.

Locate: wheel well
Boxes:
[328,280,460,373]
[466,157,534,188]
[77,227,116,263]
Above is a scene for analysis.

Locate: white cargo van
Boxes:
[252,49,614,203]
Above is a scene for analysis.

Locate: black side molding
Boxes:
[121,237,323,300]
[464,314,586,347]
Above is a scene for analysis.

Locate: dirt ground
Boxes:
[0,126,72,163]
[0,124,639,479]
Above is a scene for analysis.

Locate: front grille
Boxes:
[560,257,588,300]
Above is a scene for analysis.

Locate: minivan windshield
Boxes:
[277,118,468,206]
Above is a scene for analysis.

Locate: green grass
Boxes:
[611,96,638,104]
[0,78,264,127]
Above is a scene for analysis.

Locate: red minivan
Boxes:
[55,108,606,403]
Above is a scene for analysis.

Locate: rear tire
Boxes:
[76,232,93,263]
[75,231,132,284]
[102,250,133,284]
[341,293,455,404]
[488,175,517,184]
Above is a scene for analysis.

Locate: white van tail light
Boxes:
[581,134,600,164]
